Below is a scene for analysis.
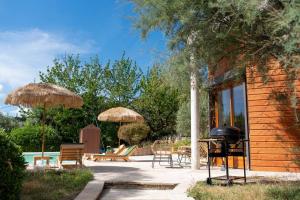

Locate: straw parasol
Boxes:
[5,83,83,157]
[98,107,144,145]
[98,107,144,123]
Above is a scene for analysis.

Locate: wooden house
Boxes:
[209,59,300,172]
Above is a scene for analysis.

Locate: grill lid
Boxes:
[210,127,242,143]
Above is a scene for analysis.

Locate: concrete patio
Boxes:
[81,155,300,200]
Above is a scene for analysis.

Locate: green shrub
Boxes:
[176,97,209,139]
[118,123,150,145]
[176,101,191,137]
[10,123,61,152]
[0,129,26,200]
[173,139,191,151]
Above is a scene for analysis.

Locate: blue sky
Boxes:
[0,0,167,115]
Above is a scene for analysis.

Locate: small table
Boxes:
[34,156,50,167]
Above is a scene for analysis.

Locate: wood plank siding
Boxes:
[246,60,300,172]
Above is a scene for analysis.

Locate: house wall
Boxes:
[246,60,300,172]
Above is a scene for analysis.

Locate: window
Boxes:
[216,83,247,135]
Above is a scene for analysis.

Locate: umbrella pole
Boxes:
[118,122,121,146]
[41,105,46,158]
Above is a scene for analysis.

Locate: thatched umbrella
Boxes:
[98,107,144,145]
[98,107,144,123]
[5,83,83,157]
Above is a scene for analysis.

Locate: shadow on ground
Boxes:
[88,165,140,174]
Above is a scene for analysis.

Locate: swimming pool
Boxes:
[23,152,60,166]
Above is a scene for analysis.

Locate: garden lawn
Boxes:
[21,169,93,200]
[188,181,300,200]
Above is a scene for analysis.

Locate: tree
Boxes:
[176,95,209,138]
[26,53,144,147]
[175,101,190,138]
[162,52,191,102]
[103,53,142,107]
[38,55,104,144]
[131,0,300,128]
[134,67,180,139]
[162,52,209,138]
[131,0,300,72]
[0,113,23,132]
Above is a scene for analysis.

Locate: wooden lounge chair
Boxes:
[58,144,84,168]
[111,144,126,155]
[83,144,126,160]
[92,145,137,162]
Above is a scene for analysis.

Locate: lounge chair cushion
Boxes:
[124,146,136,155]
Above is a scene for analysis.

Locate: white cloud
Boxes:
[0,29,95,116]
[0,29,94,88]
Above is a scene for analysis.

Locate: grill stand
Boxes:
[200,139,248,186]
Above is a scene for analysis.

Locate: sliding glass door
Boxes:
[232,84,246,133]
[215,82,249,168]
[218,89,231,128]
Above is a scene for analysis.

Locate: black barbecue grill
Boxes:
[200,127,248,186]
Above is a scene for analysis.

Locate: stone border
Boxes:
[74,179,104,200]
[83,180,193,200]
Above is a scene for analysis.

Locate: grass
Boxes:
[21,168,93,200]
[188,180,300,200]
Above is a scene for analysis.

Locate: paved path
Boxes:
[100,189,170,200]
[84,155,300,200]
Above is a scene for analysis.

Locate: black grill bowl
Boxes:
[210,127,242,143]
